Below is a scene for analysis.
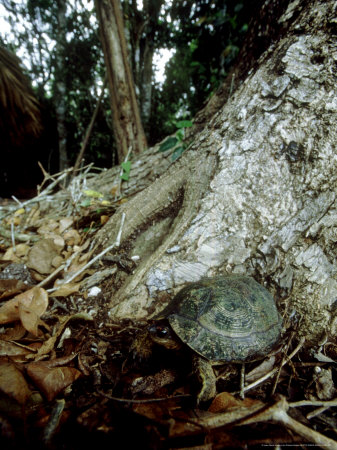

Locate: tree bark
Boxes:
[95,0,147,163]
[94,0,337,343]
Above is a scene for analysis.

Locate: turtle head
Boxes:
[148,320,181,350]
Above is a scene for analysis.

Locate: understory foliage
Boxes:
[149,0,251,143]
[0,0,251,170]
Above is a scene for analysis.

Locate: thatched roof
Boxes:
[0,46,42,146]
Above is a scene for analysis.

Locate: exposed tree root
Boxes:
[93,144,218,306]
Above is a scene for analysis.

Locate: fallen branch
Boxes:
[188,396,337,449]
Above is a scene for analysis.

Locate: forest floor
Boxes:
[0,166,336,449]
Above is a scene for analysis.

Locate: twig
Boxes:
[271,331,295,396]
[37,166,74,195]
[47,213,126,293]
[39,245,84,289]
[115,212,125,246]
[10,221,16,250]
[243,337,305,393]
[37,264,67,288]
[0,166,73,222]
[0,225,40,242]
[11,195,23,207]
[73,75,107,175]
[306,406,331,420]
[289,398,337,420]
[240,363,245,399]
[289,398,337,408]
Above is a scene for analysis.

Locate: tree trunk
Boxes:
[94,0,337,343]
[95,0,147,163]
[138,0,164,130]
[55,0,68,171]
[123,0,164,131]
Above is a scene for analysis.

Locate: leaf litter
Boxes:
[0,165,336,449]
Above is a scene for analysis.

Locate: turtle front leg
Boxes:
[192,355,217,404]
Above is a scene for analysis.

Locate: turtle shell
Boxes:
[165,276,282,363]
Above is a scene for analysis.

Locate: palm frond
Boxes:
[0,47,42,146]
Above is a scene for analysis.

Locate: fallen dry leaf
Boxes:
[19,303,44,336]
[51,283,80,297]
[0,357,32,404]
[0,279,29,300]
[27,238,63,274]
[52,255,64,268]
[37,219,59,235]
[0,286,48,335]
[59,217,74,234]
[3,243,30,260]
[0,323,26,340]
[63,229,81,246]
[0,340,33,357]
[2,247,21,262]
[133,398,186,425]
[27,358,82,401]
[209,392,261,413]
[27,313,93,360]
[100,215,109,225]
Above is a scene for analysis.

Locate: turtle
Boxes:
[146,275,283,403]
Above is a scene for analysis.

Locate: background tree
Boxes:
[122,0,165,134]
[94,0,147,162]
[54,0,68,170]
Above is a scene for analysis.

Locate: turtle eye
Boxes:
[156,327,169,338]
[149,324,169,339]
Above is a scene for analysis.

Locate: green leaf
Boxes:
[171,146,184,161]
[121,161,131,174]
[189,39,198,52]
[158,136,178,152]
[120,172,129,181]
[80,199,92,207]
[83,227,96,233]
[175,120,193,129]
[176,129,184,141]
